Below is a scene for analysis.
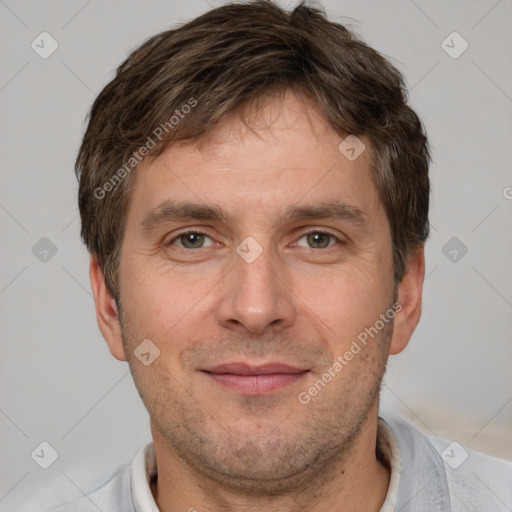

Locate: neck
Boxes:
[149,405,390,512]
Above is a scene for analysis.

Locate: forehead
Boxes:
[126,92,381,228]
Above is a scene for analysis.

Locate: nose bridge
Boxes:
[216,237,295,334]
[236,245,278,304]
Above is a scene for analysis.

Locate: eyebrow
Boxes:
[140,199,368,233]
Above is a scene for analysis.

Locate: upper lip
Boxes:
[202,362,309,375]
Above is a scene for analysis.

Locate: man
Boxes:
[55,0,512,510]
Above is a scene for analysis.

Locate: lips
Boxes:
[204,362,308,375]
[201,362,309,395]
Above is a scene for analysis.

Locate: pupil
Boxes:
[183,233,203,248]
[308,232,329,248]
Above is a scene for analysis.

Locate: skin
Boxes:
[90,90,425,512]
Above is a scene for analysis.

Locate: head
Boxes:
[81,0,429,491]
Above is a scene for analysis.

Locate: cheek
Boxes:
[121,261,222,355]
[297,263,392,346]
[125,260,180,309]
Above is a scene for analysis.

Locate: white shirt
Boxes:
[50,413,512,511]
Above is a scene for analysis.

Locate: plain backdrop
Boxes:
[1,0,511,510]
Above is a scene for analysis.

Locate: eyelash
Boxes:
[166,229,344,250]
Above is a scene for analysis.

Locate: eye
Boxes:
[296,231,340,249]
[168,231,214,249]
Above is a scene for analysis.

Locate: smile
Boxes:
[201,362,310,395]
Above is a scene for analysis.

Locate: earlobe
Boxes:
[389,246,425,355]
[89,255,127,361]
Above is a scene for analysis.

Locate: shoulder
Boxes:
[428,431,512,512]
[49,463,133,512]
[380,413,512,511]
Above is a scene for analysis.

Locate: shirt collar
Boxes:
[131,441,159,512]
[377,417,403,511]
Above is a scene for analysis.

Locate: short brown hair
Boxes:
[76,0,430,301]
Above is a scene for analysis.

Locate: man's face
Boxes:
[116,92,397,485]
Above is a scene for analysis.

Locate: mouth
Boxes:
[201,362,310,395]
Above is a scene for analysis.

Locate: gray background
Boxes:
[1,0,511,510]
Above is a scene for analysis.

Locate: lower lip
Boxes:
[203,372,308,395]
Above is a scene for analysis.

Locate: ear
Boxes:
[89,255,127,361]
[389,245,425,355]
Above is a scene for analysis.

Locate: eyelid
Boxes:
[294,228,344,248]
[165,227,346,249]
[166,229,215,247]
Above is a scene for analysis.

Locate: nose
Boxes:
[216,244,296,335]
